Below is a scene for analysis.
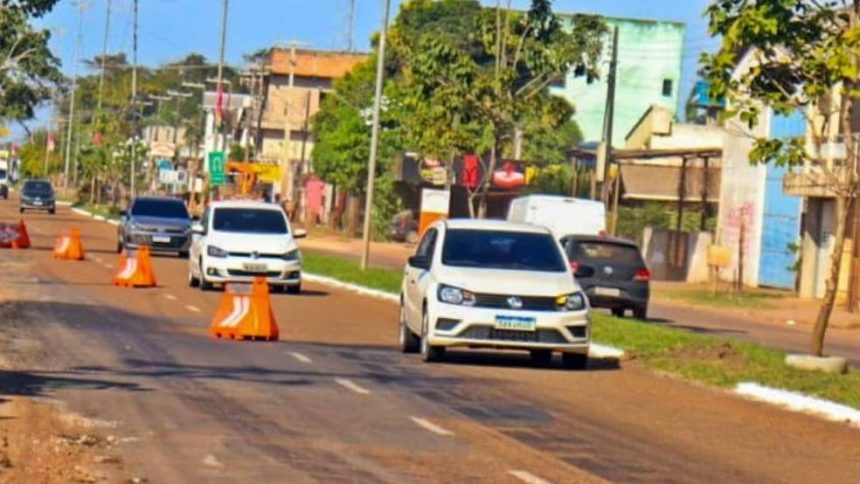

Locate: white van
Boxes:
[507,195,606,240]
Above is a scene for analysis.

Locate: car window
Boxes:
[131,199,189,219]
[415,229,437,259]
[441,229,567,272]
[212,208,288,234]
[23,181,53,194]
[570,241,642,264]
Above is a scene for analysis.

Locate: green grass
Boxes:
[592,314,860,409]
[301,249,860,409]
[660,288,783,310]
[302,251,402,294]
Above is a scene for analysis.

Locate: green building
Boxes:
[552,16,686,147]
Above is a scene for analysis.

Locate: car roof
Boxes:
[208,200,283,210]
[563,234,639,247]
[443,218,552,234]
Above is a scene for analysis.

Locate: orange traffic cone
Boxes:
[53,229,85,260]
[12,220,30,249]
[113,245,157,288]
[210,276,279,341]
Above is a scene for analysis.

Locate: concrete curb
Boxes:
[70,206,120,226]
[735,382,860,428]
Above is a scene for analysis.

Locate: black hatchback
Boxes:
[563,235,650,319]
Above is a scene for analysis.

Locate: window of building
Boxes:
[662,79,673,97]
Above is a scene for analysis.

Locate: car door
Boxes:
[404,228,438,327]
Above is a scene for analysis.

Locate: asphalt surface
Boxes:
[1,200,859,483]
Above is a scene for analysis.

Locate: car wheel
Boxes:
[187,268,200,288]
[116,240,124,254]
[19,207,24,214]
[178,251,190,259]
[562,352,589,370]
[633,306,648,321]
[420,309,445,362]
[611,308,625,318]
[399,301,420,353]
[286,283,301,295]
[199,259,213,291]
[530,350,553,366]
[49,208,55,215]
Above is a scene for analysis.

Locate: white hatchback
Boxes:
[399,219,590,368]
[188,201,306,293]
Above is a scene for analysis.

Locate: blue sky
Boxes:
[25,0,717,135]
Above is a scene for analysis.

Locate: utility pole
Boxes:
[130,0,139,199]
[63,2,87,188]
[97,0,112,110]
[215,0,229,154]
[347,0,356,52]
[360,0,392,270]
[599,26,619,204]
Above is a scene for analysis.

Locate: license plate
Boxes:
[243,263,268,273]
[594,287,621,297]
[33,201,43,206]
[495,315,536,332]
[152,235,171,243]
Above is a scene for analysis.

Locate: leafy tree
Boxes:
[701,0,860,356]
[522,118,582,163]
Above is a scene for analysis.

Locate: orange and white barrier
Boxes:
[0,220,30,249]
[210,276,279,341]
[113,245,157,288]
[53,229,85,260]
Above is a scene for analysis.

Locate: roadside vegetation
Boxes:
[657,287,784,310]
[302,249,860,410]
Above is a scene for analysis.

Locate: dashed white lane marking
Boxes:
[164,294,178,301]
[334,378,370,395]
[185,304,201,313]
[290,352,312,364]
[409,417,454,436]
[508,470,552,484]
[103,263,113,269]
[92,256,103,263]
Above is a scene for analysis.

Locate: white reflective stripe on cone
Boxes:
[118,258,138,279]
[57,236,71,254]
[219,296,250,328]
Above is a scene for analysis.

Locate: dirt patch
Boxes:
[0,398,125,484]
[664,341,744,364]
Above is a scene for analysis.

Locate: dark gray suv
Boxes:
[118,197,193,257]
[19,180,56,214]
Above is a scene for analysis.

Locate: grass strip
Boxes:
[300,249,860,410]
[659,288,782,310]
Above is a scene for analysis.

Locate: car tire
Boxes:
[178,251,190,259]
[19,207,24,214]
[399,301,420,353]
[633,306,648,321]
[188,268,200,288]
[420,310,445,362]
[611,308,625,318]
[199,259,213,291]
[286,283,301,295]
[562,352,589,370]
[49,208,55,215]
[530,350,553,366]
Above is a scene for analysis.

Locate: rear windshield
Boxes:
[213,208,288,234]
[23,181,52,194]
[569,241,642,264]
[131,199,189,219]
[442,229,566,272]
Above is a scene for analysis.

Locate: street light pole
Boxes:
[63,2,86,188]
[215,0,229,153]
[130,0,139,199]
[359,0,391,270]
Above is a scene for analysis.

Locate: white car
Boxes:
[399,219,590,368]
[188,200,306,293]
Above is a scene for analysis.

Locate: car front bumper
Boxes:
[203,256,301,286]
[581,283,649,310]
[426,301,590,353]
[124,231,192,253]
[20,199,55,210]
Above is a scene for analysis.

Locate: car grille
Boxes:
[227,269,283,277]
[227,251,284,259]
[473,293,559,311]
[456,326,567,344]
[129,234,187,249]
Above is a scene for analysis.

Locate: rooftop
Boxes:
[268,48,368,79]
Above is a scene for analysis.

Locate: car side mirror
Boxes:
[408,255,430,270]
[191,222,206,235]
[119,210,127,217]
[293,228,307,239]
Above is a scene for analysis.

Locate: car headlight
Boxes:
[207,245,229,258]
[281,249,300,261]
[557,292,588,311]
[438,285,476,306]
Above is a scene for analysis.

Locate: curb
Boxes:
[735,382,860,428]
[70,206,121,226]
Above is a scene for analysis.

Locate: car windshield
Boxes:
[131,199,189,219]
[23,181,52,195]
[212,208,288,234]
[442,229,567,272]
[570,241,642,264]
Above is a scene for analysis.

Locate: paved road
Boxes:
[1,200,859,483]
[304,241,860,367]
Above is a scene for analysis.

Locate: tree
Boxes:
[701,0,860,357]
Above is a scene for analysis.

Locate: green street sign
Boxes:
[208,151,226,186]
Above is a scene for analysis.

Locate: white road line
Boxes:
[185,304,201,313]
[508,470,552,484]
[409,417,454,436]
[164,294,178,301]
[289,352,312,364]
[334,378,370,395]
[92,257,103,263]
[103,263,113,269]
